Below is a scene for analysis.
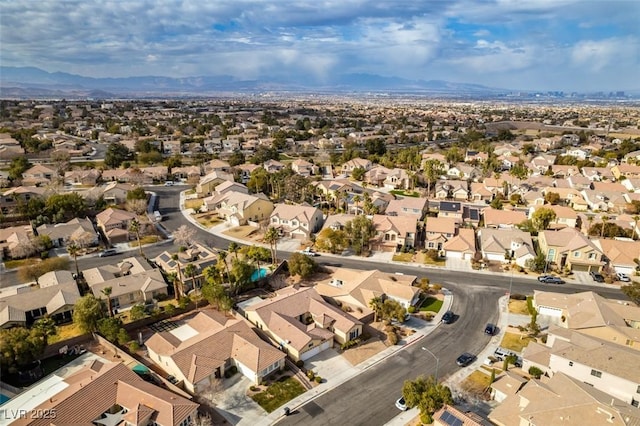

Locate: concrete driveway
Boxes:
[206,374,265,426]
[304,348,353,381]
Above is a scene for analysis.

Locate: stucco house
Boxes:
[205,190,274,226]
[270,204,324,239]
[371,214,418,252]
[477,228,535,267]
[538,227,604,273]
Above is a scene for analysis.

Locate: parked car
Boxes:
[164,181,175,186]
[441,310,455,324]
[167,375,179,385]
[616,272,631,282]
[299,248,320,257]
[395,396,407,411]
[484,323,497,335]
[494,347,517,361]
[590,271,605,283]
[98,249,118,257]
[537,275,565,284]
[456,352,476,367]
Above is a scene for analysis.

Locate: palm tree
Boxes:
[184,263,197,290]
[166,272,181,301]
[67,242,81,278]
[587,215,594,235]
[264,226,280,266]
[101,286,113,317]
[353,195,362,215]
[633,215,640,240]
[600,215,609,238]
[369,296,383,322]
[228,242,240,261]
[129,218,143,256]
[217,250,230,283]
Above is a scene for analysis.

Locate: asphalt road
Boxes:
[278,284,501,426]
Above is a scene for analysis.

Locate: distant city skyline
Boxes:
[1,0,638,92]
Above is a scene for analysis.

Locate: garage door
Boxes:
[571,264,591,272]
[300,340,332,361]
[538,306,562,317]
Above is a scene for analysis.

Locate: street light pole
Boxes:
[422,347,439,382]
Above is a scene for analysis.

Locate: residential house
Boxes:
[211,180,249,196]
[0,186,48,216]
[203,159,231,174]
[528,204,578,229]
[341,158,373,176]
[196,170,235,197]
[566,174,592,190]
[581,188,628,213]
[488,372,640,426]
[462,204,482,227]
[447,163,480,181]
[443,228,476,260]
[621,177,640,192]
[88,266,168,311]
[64,169,101,186]
[270,204,324,239]
[0,270,80,328]
[263,159,286,173]
[612,163,640,180]
[85,181,138,205]
[291,159,316,177]
[420,152,448,171]
[364,165,393,187]
[437,201,464,222]
[205,191,274,226]
[529,154,556,175]
[22,164,57,186]
[141,165,169,182]
[542,187,588,211]
[153,244,218,291]
[0,225,35,259]
[538,227,604,273]
[432,405,485,426]
[464,150,488,163]
[145,309,286,391]
[595,238,640,275]
[477,228,535,267]
[469,182,494,202]
[382,168,413,190]
[235,163,260,183]
[435,180,468,201]
[95,207,138,244]
[316,268,419,320]
[385,196,429,219]
[6,361,199,426]
[581,166,614,182]
[83,256,153,286]
[371,214,418,252]
[36,217,98,248]
[171,165,202,181]
[101,168,153,185]
[482,207,527,229]
[242,286,363,361]
[490,371,528,403]
[425,217,457,251]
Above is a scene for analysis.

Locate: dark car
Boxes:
[485,323,497,335]
[537,275,565,284]
[441,310,455,324]
[98,249,118,257]
[590,271,605,282]
[456,352,475,367]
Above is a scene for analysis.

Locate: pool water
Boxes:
[251,267,268,282]
[0,393,9,405]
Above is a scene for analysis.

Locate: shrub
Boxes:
[528,366,543,379]
[314,376,322,383]
[386,330,399,345]
[128,341,140,352]
[431,284,442,291]
[250,385,259,392]
[178,296,191,310]
[295,360,304,368]
[164,303,176,316]
[224,365,238,378]
[306,370,315,380]
[407,306,416,314]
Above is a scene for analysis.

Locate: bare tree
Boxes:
[125,198,148,215]
[173,225,196,248]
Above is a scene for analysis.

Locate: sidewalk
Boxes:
[261,291,454,425]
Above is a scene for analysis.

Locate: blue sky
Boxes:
[1,0,638,91]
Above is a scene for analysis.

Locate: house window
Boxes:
[633,399,639,408]
[547,248,556,261]
[588,253,597,260]
[637,385,640,394]
[569,361,573,366]
[573,251,580,258]
[349,329,360,340]
[590,369,602,378]
[308,342,313,348]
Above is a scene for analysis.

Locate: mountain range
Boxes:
[0,66,507,99]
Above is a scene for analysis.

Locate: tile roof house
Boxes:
[196,170,235,197]
[270,204,324,239]
[341,158,373,175]
[95,208,138,245]
[437,201,464,222]
[22,164,57,186]
[153,244,218,291]
[538,227,604,273]
[204,190,274,226]
[435,180,468,201]
[36,217,98,248]
[85,181,138,205]
[594,238,640,275]
[8,360,199,426]
[371,214,419,252]
[235,163,260,183]
[385,197,429,219]
[0,270,80,329]
[263,159,286,173]
[63,168,101,186]
[89,268,168,311]
[425,217,457,251]
[146,309,286,391]
[488,372,640,426]
[611,163,640,180]
[203,158,231,173]
[242,286,363,361]
[482,207,527,229]
[171,165,202,180]
[291,158,316,177]
[490,371,528,403]
[0,186,48,216]
[315,268,420,318]
[443,228,476,260]
[0,224,35,259]
[527,204,578,229]
[477,228,535,268]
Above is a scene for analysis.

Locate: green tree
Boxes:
[247,167,270,194]
[201,274,233,312]
[351,166,366,181]
[129,304,148,321]
[72,294,106,333]
[369,297,383,322]
[67,242,81,277]
[8,156,31,181]
[525,251,547,273]
[345,215,376,255]
[104,142,131,168]
[129,218,143,256]
[264,226,281,265]
[315,228,348,254]
[381,299,406,323]
[228,242,240,261]
[544,192,561,205]
[621,282,640,305]
[402,375,453,424]
[32,317,58,347]
[230,259,255,295]
[0,327,46,374]
[45,192,88,223]
[532,207,557,231]
[528,366,543,379]
[126,186,147,201]
[101,287,114,317]
[96,317,125,343]
[422,159,444,198]
[288,252,317,278]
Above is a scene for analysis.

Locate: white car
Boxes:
[395,396,407,411]
[616,272,631,282]
[299,248,320,257]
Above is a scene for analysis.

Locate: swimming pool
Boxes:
[0,393,10,405]
[251,267,269,282]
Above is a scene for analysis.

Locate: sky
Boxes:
[1,0,639,92]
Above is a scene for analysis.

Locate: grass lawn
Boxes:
[418,296,443,312]
[251,377,306,413]
[184,198,203,209]
[185,189,196,195]
[461,370,492,394]
[500,332,536,353]
[392,252,414,262]
[390,190,419,197]
[194,213,222,228]
[508,299,530,315]
[49,323,86,344]
[3,258,39,269]
[130,235,161,247]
